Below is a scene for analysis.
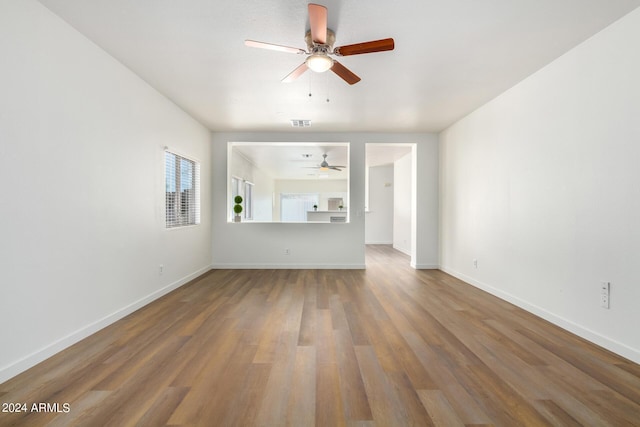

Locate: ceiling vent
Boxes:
[290,119,311,128]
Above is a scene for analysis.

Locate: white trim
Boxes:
[163,145,201,164]
[440,265,640,364]
[411,263,440,269]
[0,265,212,383]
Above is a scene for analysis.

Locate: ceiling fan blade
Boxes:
[244,40,306,55]
[282,63,309,83]
[334,38,395,56]
[308,4,327,44]
[331,61,361,85]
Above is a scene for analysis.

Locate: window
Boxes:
[244,181,254,220]
[165,151,200,228]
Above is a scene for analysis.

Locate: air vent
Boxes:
[290,119,311,128]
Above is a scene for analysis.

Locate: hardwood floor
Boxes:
[2,245,639,426]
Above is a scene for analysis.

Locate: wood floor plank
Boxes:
[342,301,370,346]
[286,346,316,427]
[333,326,373,421]
[587,389,640,426]
[459,358,558,425]
[316,309,337,365]
[1,245,639,426]
[417,389,465,427]
[533,399,584,427]
[297,280,318,346]
[167,327,248,424]
[45,390,112,427]
[80,335,192,426]
[215,362,272,427]
[316,362,346,427]
[168,317,240,388]
[518,326,640,404]
[403,328,507,424]
[132,386,190,427]
[254,332,299,425]
[354,345,425,426]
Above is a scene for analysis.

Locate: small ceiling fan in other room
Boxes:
[244,3,395,85]
[306,154,346,171]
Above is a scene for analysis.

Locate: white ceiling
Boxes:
[37,0,640,134]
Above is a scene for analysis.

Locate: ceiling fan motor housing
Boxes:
[305,29,335,51]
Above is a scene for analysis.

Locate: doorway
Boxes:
[365,143,416,266]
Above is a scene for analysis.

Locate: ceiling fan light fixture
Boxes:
[306,54,334,73]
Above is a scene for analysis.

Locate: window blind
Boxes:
[165,151,200,228]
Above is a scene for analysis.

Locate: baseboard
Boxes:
[211,263,366,270]
[0,264,212,384]
[440,265,640,365]
[392,245,411,257]
[411,263,440,269]
[365,240,393,245]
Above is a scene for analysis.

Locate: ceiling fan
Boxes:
[306,154,346,171]
[245,3,395,85]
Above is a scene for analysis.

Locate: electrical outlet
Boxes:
[600,281,610,309]
[284,248,290,255]
[159,264,164,275]
[473,259,478,269]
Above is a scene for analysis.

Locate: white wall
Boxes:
[230,149,256,182]
[439,8,640,363]
[414,142,440,269]
[365,164,394,244]
[253,167,276,222]
[211,133,438,269]
[0,0,212,382]
[393,154,412,254]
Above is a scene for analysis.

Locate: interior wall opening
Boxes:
[365,143,416,266]
[227,142,350,223]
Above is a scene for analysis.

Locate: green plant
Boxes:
[234,195,243,215]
